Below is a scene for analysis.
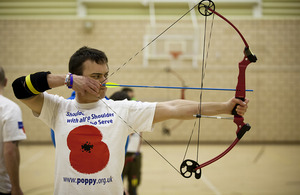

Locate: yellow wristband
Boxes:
[25,75,40,94]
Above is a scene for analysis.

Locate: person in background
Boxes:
[0,66,26,195]
[122,131,142,195]
[108,90,132,156]
[109,91,130,102]
[118,88,142,195]
[109,89,142,195]
[121,88,135,100]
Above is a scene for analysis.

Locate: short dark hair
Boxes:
[69,46,108,75]
[109,91,130,101]
[0,66,6,87]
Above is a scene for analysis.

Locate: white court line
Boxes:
[202,174,222,195]
[20,150,45,169]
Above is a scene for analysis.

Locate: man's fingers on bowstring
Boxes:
[72,75,98,96]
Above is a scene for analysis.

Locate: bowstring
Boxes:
[99,99,182,175]
[199,13,215,162]
[197,13,215,163]
[106,3,199,81]
[182,9,215,163]
[98,3,201,176]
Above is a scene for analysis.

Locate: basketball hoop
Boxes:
[170,51,182,60]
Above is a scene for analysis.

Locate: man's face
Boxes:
[81,59,109,101]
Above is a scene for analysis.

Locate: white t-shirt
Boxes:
[38,92,156,195]
[0,95,26,193]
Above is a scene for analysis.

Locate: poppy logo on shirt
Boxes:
[67,125,109,174]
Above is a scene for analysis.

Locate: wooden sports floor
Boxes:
[20,144,300,195]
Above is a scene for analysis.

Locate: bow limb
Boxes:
[200,0,257,63]
[209,8,249,48]
[197,138,239,169]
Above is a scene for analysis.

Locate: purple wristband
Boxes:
[68,74,73,89]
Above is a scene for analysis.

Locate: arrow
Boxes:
[102,82,254,92]
[194,114,234,120]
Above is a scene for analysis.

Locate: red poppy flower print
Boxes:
[67,125,109,174]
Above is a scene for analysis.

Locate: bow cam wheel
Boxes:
[180,159,202,179]
[198,0,215,16]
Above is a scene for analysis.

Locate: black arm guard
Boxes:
[12,76,32,99]
[12,71,51,99]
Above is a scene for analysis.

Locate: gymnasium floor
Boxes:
[20,144,300,195]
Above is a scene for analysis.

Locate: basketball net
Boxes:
[169,51,182,67]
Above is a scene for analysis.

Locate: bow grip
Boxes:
[231,97,245,115]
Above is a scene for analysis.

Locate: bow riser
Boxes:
[235,56,250,98]
[234,116,251,139]
[234,55,251,139]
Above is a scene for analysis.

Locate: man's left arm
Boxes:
[153,97,248,124]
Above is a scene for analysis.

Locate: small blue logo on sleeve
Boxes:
[18,122,23,129]
[18,121,25,133]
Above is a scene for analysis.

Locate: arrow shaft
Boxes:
[194,115,234,120]
[103,84,253,92]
